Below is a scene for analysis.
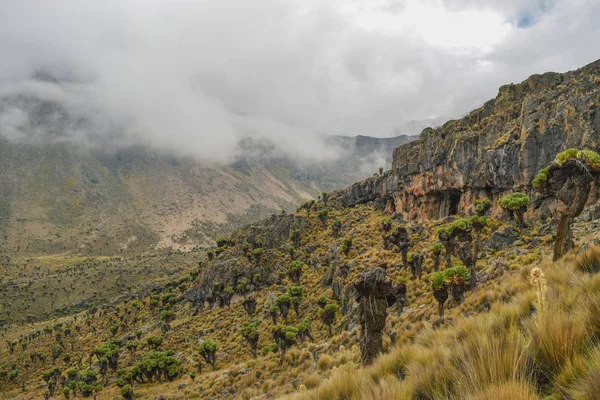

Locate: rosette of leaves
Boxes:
[287,260,304,284]
[288,286,303,316]
[498,192,530,230]
[289,229,301,247]
[198,341,218,370]
[318,209,329,226]
[276,294,292,323]
[215,236,233,248]
[319,303,338,337]
[271,324,298,361]
[341,236,353,255]
[430,271,448,319]
[296,318,314,342]
[443,266,470,302]
[138,350,182,382]
[380,217,393,232]
[252,248,264,264]
[120,384,134,400]
[431,243,444,271]
[242,296,257,316]
[145,336,163,351]
[299,199,316,215]
[392,277,408,315]
[222,286,234,308]
[240,322,259,358]
[269,305,279,324]
[316,295,328,309]
[473,197,491,216]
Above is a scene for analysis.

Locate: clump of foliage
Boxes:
[240,322,259,358]
[276,294,292,323]
[146,336,163,350]
[288,260,304,284]
[498,192,530,229]
[269,305,279,324]
[431,243,444,271]
[272,324,298,362]
[289,229,301,247]
[288,286,303,316]
[429,271,445,290]
[318,209,329,226]
[296,318,314,342]
[198,341,218,370]
[341,236,353,255]
[319,303,338,337]
[473,197,491,216]
[215,236,234,248]
[443,266,470,302]
[430,271,448,319]
[380,217,393,232]
[317,295,328,308]
[138,351,182,382]
[298,199,316,215]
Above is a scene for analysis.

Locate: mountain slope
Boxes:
[330,58,600,221]
[0,134,414,257]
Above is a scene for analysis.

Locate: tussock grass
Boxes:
[577,245,600,274]
[282,253,600,400]
[464,381,540,400]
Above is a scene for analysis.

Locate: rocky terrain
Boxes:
[0,59,600,400]
[330,59,600,221]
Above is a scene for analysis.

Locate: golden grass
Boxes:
[464,381,540,400]
[281,252,600,400]
[576,245,600,274]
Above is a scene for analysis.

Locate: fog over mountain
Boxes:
[1,0,599,163]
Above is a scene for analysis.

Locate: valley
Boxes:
[1,58,600,400]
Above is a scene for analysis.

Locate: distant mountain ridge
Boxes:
[0,134,414,257]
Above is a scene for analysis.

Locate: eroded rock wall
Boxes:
[330,59,600,221]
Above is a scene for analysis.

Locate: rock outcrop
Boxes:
[330,59,600,221]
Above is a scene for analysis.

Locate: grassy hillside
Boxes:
[2,196,599,399]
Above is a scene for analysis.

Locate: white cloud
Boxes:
[0,0,598,163]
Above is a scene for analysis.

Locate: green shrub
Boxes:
[432,243,444,254]
[498,192,530,211]
[146,336,163,350]
[430,272,445,289]
[443,266,470,285]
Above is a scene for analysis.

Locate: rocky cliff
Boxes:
[330,58,600,220]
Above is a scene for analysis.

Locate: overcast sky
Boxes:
[1,0,599,163]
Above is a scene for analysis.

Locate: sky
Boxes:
[0,0,599,163]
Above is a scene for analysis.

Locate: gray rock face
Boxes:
[191,214,307,308]
[231,213,307,250]
[329,59,600,222]
[487,227,519,251]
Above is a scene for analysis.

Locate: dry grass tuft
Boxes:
[576,245,600,274]
[464,380,540,400]
[452,327,532,393]
[317,354,334,371]
[527,301,591,380]
[562,345,600,400]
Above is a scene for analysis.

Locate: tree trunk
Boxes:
[553,173,591,260]
[553,214,575,261]
[433,254,440,271]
